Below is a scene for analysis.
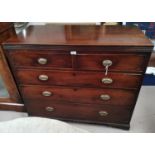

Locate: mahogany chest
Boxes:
[2,25,153,129]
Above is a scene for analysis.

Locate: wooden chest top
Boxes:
[2,25,153,48]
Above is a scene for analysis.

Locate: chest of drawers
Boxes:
[2,25,153,129]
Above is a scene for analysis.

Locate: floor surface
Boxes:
[0,86,155,132]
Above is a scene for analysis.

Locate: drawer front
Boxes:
[16,69,142,89]
[26,102,132,124]
[8,51,72,69]
[21,86,137,106]
[77,54,146,72]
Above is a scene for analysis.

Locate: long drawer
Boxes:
[26,101,132,124]
[16,69,142,89]
[20,85,137,106]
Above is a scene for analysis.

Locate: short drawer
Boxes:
[8,50,72,69]
[77,54,146,72]
[20,85,137,106]
[16,69,142,89]
[26,102,132,124]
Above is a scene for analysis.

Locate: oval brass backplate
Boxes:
[46,107,54,112]
[99,111,108,116]
[100,94,111,101]
[38,58,47,65]
[102,60,112,67]
[101,78,113,84]
[42,91,52,97]
[38,75,49,81]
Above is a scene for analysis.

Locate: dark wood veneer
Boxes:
[26,102,132,124]
[21,85,137,106]
[3,25,152,46]
[3,24,153,129]
[8,51,72,69]
[7,50,148,72]
[16,69,142,89]
[76,53,147,72]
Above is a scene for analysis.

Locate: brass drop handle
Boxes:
[38,58,47,65]
[100,94,111,101]
[38,75,49,81]
[101,77,113,84]
[102,60,112,75]
[42,91,52,97]
[46,107,54,112]
[99,111,108,116]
